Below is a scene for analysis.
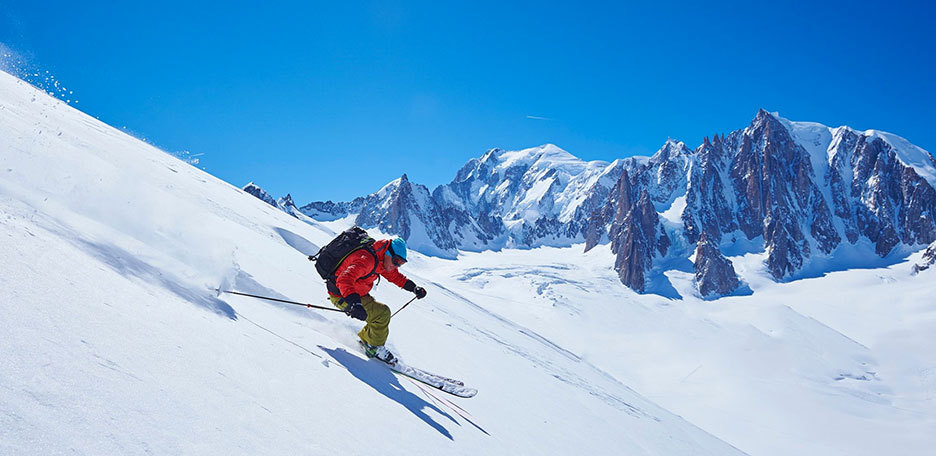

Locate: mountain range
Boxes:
[247,110,936,297]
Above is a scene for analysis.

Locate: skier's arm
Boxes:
[381,267,409,288]
[384,269,427,299]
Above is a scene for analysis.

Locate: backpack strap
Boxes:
[359,245,379,280]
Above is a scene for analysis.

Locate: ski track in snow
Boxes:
[425,279,654,420]
[403,245,936,456]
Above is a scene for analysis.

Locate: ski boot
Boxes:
[360,340,397,365]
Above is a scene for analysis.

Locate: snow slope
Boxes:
[426,245,936,456]
[0,70,743,455]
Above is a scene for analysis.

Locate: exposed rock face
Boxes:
[912,241,936,274]
[726,110,840,278]
[609,190,670,292]
[693,233,740,297]
[827,131,936,256]
[682,134,736,244]
[296,144,622,252]
[242,182,277,207]
[298,199,359,221]
[636,139,692,208]
[266,110,936,293]
[585,169,633,251]
[351,174,458,257]
[594,110,935,288]
[243,183,303,217]
[276,194,299,216]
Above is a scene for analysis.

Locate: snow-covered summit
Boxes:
[862,128,936,187]
[373,174,409,201]
[495,143,590,172]
[253,107,936,296]
[432,143,623,248]
[773,111,936,189]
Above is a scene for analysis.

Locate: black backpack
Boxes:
[309,227,379,290]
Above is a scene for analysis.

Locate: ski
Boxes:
[359,342,476,397]
[387,360,478,398]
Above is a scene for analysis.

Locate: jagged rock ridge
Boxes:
[243,182,277,207]
[912,241,936,274]
[244,111,936,294]
[693,233,741,298]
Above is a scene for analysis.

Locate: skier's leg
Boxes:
[358,294,391,346]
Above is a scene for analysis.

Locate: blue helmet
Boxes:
[387,237,407,261]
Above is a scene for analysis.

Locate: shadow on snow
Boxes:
[75,238,236,319]
[273,227,320,257]
[221,268,328,322]
[320,347,458,441]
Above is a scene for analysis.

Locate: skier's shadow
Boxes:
[320,347,457,440]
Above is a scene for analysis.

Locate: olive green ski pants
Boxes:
[330,294,391,346]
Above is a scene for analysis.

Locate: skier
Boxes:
[328,237,426,364]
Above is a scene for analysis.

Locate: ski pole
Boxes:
[391,296,418,318]
[217,289,344,313]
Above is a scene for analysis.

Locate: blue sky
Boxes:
[1,1,933,202]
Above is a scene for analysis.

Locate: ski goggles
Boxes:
[389,253,407,266]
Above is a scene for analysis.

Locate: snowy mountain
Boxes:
[433,144,626,249]
[588,110,936,292]
[293,144,626,253]
[273,110,936,295]
[293,174,462,257]
[242,182,278,207]
[242,182,303,219]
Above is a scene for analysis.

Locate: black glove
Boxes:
[342,294,367,321]
[346,304,367,321]
[404,280,427,299]
[414,286,427,299]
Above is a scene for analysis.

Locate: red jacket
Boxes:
[330,239,409,297]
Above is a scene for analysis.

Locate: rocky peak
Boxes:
[373,173,410,199]
[357,174,415,232]
[288,109,935,295]
[353,174,458,257]
[585,168,632,251]
[750,108,779,130]
[277,193,296,208]
[641,139,693,208]
[683,138,735,244]
[273,193,300,217]
[610,190,670,292]
[728,109,839,278]
[840,134,936,256]
[242,182,277,207]
[912,241,936,274]
[650,139,690,163]
[693,232,740,298]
